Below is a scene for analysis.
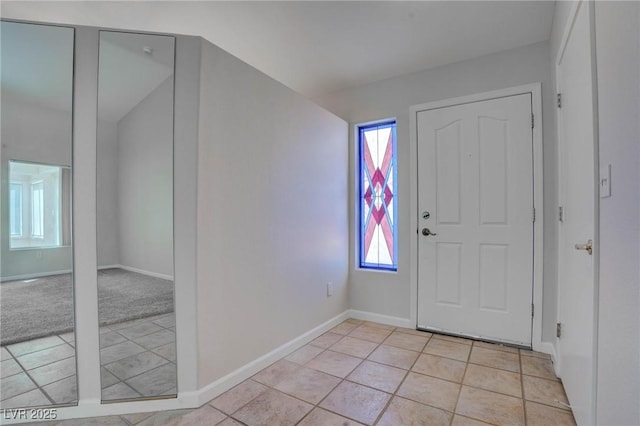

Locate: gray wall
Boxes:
[593,2,640,424]
[116,77,174,277]
[195,39,349,386]
[96,119,119,267]
[97,77,174,278]
[315,41,558,343]
[1,98,73,279]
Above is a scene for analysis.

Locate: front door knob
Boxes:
[422,228,437,236]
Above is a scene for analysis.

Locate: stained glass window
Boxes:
[359,121,397,270]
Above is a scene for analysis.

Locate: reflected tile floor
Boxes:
[3,319,576,425]
[0,312,176,409]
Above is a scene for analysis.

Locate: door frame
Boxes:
[409,83,545,351]
[554,0,600,421]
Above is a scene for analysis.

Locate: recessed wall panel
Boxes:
[479,116,508,225]
[435,121,461,224]
[479,244,509,311]
[436,243,462,306]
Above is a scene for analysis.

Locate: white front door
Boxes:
[556,1,598,424]
[416,93,534,346]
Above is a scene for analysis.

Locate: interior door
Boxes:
[416,93,534,346]
[556,1,598,424]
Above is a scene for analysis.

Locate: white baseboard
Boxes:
[1,309,419,423]
[1,266,173,283]
[1,269,72,282]
[537,341,559,376]
[535,341,557,358]
[348,309,414,329]
[0,305,564,425]
[196,310,350,405]
[99,264,174,281]
[97,264,120,270]
[0,310,350,424]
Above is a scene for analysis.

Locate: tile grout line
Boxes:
[4,352,57,406]
[303,325,510,425]
[448,339,474,425]
[520,349,529,426]
[175,323,562,424]
[328,324,393,425]
[293,322,370,425]
[3,340,79,406]
[147,325,458,426]
[100,313,177,399]
[23,318,569,425]
[219,320,371,425]
[312,322,393,425]
[106,360,176,395]
[370,330,431,425]
[310,324,451,424]
[1,313,177,408]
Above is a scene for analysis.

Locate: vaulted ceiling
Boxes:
[1,21,173,121]
[1,1,555,98]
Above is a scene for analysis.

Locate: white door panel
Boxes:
[417,94,533,346]
[556,1,598,424]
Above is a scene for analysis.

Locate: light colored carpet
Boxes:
[0,268,174,345]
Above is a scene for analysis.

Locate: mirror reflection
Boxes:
[96,31,176,401]
[1,21,77,408]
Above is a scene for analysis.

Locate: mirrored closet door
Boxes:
[0,21,77,409]
[96,31,177,401]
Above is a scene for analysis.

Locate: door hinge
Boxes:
[557,93,562,108]
[532,207,536,223]
[531,303,535,318]
[558,206,564,222]
[556,322,562,338]
[531,113,535,129]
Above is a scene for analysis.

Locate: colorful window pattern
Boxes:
[359,121,397,270]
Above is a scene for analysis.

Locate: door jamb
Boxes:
[554,0,600,421]
[409,83,544,351]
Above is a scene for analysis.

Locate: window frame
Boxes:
[8,160,69,250]
[30,180,45,239]
[357,119,398,272]
[9,182,23,237]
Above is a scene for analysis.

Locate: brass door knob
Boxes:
[574,239,593,255]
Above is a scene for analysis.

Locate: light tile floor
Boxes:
[0,312,176,409]
[6,318,576,425]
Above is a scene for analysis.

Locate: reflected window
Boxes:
[9,183,23,236]
[9,161,71,249]
[31,181,44,238]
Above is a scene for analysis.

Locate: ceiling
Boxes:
[1,21,74,111]
[1,21,174,121]
[98,32,174,122]
[0,1,555,99]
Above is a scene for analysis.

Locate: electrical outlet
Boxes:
[327,282,334,297]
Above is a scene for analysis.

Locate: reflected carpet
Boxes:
[0,268,173,345]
